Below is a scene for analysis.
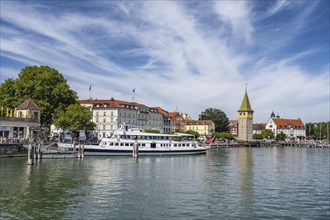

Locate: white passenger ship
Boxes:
[57,125,212,156]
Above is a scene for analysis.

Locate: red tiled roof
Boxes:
[273,118,305,129]
[229,120,237,126]
[152,107,168,116]
[168,112,181,118]
[79,99,148,109]
[17,99,40,110]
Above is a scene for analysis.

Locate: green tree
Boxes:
[53,104,95,132]
[211,132,235,140]
[275,132,286,141]
[253,133,263,140]
[199,108,229,132]
[184,130,200,138]
[0,66,78,128]
[144,129,161,133]
[0,78,20,108]
[261,129,274,139]
[306,122,330,140]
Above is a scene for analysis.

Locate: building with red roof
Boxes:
[168,112,185,132]
[265,116,306,139]
[229,120,238,136]
[78,98,169,138]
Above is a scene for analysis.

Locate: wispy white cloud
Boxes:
[267,0,290,16]
[0,0,329,123]
[214,1,254,44]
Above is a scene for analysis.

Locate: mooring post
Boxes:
[73,140,76,154]
[35,143,39,160]
[81,143,84,158]
[133,143,139,158]
[36,142,42,160]
[78,143,82,159]
[132,142,136,157]
[27,144,34,165]
[133,138,139,158]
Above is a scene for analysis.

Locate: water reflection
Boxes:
[237,148,254,218]
[1,148,329,219]
[0,158,93,219]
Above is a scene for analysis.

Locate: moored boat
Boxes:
[40,149,77,159]
[57,125,212,156]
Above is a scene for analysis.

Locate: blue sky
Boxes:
[0,0,329,123]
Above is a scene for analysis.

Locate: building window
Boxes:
[103,112,106,116]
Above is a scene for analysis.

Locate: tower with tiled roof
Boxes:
[237,87,254,141]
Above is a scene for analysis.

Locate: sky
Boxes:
[0,0,329,123]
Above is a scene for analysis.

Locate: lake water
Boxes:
[1,147,329,219]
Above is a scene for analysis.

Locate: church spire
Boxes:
[238,86,253,113]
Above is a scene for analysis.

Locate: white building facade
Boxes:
[265,118,306,139]
[80,99,171,139]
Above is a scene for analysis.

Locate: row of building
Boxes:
[0,89,306,141]
[51,98,216,139]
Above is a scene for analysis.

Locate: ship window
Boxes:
[150,143,156,148]
[109,142,113,146]
[125,143,129,146]
[174,144,177,147]
[120,143,124,146]
[115,143,118,146]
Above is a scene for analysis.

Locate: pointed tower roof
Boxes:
[238,89,253,112]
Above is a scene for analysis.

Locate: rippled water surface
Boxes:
[1,147,329,219]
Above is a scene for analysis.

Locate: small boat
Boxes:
[23,144,78,159]
[57,125,212,156]
[40,149,77,159]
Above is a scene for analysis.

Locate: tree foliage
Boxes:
[144,129,161,133]
[275,132,286,141]
[211,132,235,140]
[253,133,263,140]
[0,78,21,108]
[184,130,200,138]
[199,108,229,132]
[53,104,95,132]
[0,66,78,127]
[261,129,274,139]
[306,122,330,140]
